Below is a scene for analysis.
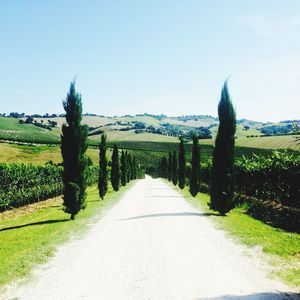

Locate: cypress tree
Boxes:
[61,81,89,220]
[111,144,120,191]
[167,151,172,181]
[189,134,200,197]
[126,151,131,183]
[210,81,236,215]
[129,155,134,180]
[172,150,178,185]
[178,138,186,189]
[98,134,108,199]
[161,156,168,178]
[121,150,127,186]
[133,157,137,179]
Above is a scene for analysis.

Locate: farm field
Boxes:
[2,1,300,298]
[90,129,179,143]
[0,143,105,165]
[1,116,299,152]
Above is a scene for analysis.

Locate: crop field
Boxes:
[0,143,108,165]
[0,117,60,144]
[235,135,300,151]
[90,129,179,143]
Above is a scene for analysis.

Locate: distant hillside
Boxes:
[0,113,299,151]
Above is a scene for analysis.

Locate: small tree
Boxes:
[172,150,178,185]
[160,156,168,179]
[189,134,200,197]
[167,151,172,181]
[133,157,137,179]
[126,151,131,183]
[178,138,186,189]
[210,81,236,215]
[111,144,120,191]
[121,150,127,186]
[98,134,108,200]
[61,81,89,220]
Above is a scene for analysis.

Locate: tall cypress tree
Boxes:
[189,134,200,197]
[161,156,168,178]
[178,138,186,189]
[133,157,137,179]
[210,81,236,215]
[167,151,172,181]
[126,151,131,183]
[111,144,120,191]
[98,134,108,199]
[121,150,127,186]
[130,155,134,180]
[172,150,178,185]
[61,81,88,220]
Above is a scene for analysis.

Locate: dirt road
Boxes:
[2,177,298,299]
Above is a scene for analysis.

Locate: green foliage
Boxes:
[210,81,236,215]
[0,163,99,211]
[235,151,300,209]
[111,144,120,191]
[133,157,137,179]
[178,139,186,189]
[61,82,89,219]
[172,150,178,185]
[98,134,108,199]
[189,134,200,197]
[158,156,168,178]
[125,151,131,182]
[0,163,62,210]
[121,150,127,186]
[167,151,172,181]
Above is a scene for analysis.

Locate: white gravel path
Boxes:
[2,176,299,300]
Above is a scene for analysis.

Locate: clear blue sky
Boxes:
[0,0,299,121]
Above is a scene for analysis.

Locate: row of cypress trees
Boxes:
[158,81,236,216]
[99,141,139,198]
[61,81,141,220]
[158,135,200,196]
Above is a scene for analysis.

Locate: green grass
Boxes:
[175,185,300,288]
[89,129,179,143]
[0,117,60,144]
[0,183,134,288]
[0,143,110,165]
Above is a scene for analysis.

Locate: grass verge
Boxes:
[0,182,135,289]
[173,184,300,288]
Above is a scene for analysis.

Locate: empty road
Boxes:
[2,176,298,299]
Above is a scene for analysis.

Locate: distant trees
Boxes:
[167,151,172,181]
[61,81,89,220]
[172,150,178,185]
[121,150,127,186]
[189,134,200,197]
[210,81,236,215]
[111,144,120,191]
[98,134,108,200]
[158,156,168,178]
[178,138,186,189]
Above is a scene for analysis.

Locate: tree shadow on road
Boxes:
[201,292,300,299]
[0,219,69,232]
[119,212,221,221]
